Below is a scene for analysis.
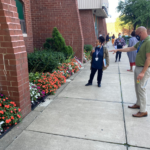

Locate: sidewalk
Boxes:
[1,42,150,150]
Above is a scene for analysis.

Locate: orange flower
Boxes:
[0,110,4,114]
[11,116,14,120]
[5,119,11,124]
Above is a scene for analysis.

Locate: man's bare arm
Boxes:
[118,46,137,52]
[109,46,137,54]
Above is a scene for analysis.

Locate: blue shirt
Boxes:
[92,47,103,69]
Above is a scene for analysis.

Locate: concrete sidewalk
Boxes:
[1,42,150,150]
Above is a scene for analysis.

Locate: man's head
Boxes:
[135,26,148,41]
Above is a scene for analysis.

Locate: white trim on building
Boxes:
[77,0,109,18]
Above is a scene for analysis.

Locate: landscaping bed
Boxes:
[0,27,87,137]
[0,94,22,138]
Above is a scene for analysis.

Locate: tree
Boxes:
[44,27,73,58]
[117,0,150,30]
[115,17,133,35]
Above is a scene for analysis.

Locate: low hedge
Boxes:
[28,50,65,73]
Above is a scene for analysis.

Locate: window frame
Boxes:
[15,0,27,34]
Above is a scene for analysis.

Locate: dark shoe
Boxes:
[132,112,148,117]
[128,104,140,109]
[119,60,121,62]
[98,84,101,87]
[85,83,92,86]
[115,60,117,62]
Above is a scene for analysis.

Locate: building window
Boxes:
[15,0,27,34]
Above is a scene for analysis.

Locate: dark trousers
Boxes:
[89,67,103,85]
[116,52,122,61]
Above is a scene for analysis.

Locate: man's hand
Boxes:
[137,72,145,80]
[109,49,118,54]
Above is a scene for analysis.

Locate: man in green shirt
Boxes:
[110,26,150,117]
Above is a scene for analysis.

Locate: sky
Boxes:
[106,0,120,23]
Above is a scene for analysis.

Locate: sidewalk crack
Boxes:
[118,63,128,150]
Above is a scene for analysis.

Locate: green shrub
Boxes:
[84,45,93,52]
[29,72,42,83]
[67,46,73,56]
[28,50,65,73]
[44,27,73,58]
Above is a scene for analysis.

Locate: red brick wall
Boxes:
[79,10,96,47]
[30,0,84,62]
[98,17,107,38]
[0,0,31,118]
[21,0,34,53]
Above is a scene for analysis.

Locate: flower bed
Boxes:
[57,58,82,78]
[29,83,47,110]
[83,50,91,63]
[29,57,82,107]
[0,57,83,138]
[0,93,22,137]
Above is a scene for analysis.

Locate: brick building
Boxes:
[15,0,109,60]
[78,0,109,46]
[0,0,108,118]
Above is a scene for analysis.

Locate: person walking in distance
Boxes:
[114,33,126,62]
[112,34,115,45]
[127,31,138,72]
[110,26,150,117]
[106,33,110,47]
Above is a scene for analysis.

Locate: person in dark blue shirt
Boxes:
[85,36,109,87]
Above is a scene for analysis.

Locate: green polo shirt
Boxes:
[134,36,150,66]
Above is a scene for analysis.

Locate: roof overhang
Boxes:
[92,8,108,18]
[77,0,109,18]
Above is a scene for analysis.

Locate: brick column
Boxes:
[0,0,31,118]
[79,10,96,47]
[98,17,107,38]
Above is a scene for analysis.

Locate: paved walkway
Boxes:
[1,42,150,150]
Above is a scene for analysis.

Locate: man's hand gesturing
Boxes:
[109,50,118,54]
